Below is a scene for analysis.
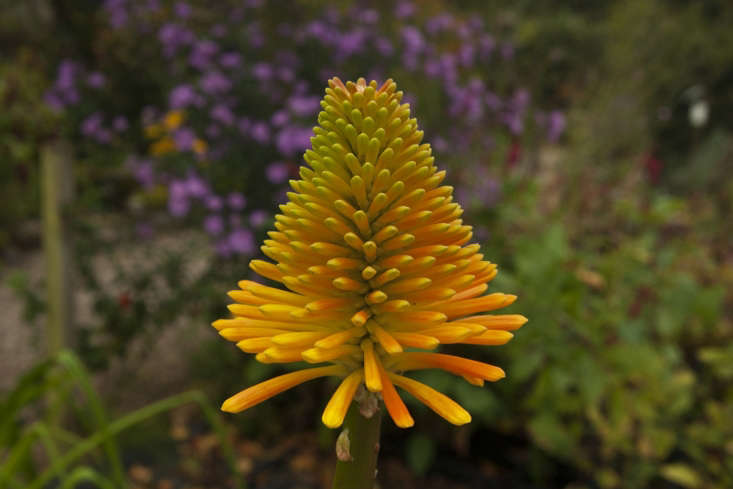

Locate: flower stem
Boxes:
[331,401,382,489]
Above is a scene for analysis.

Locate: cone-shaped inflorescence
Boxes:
[213,77,527,428]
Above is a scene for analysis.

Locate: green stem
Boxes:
[331,402,382,489]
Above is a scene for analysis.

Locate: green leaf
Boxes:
[660,464,702,488]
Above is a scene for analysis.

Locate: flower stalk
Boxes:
[332,399,382,489]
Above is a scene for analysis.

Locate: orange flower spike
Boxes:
[213,78,525,428]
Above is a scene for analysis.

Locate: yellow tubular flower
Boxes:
[214,77,527,428]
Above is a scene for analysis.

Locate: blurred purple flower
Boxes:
[237,117,251,134]
[485,92,502,111]
[252,63,273,81]
[112,116,129,132]
[158,23,194,56]
[44,92,64,111]
[204,214,224,235]
[211,24,227,37]
[186,172,209,198]
[219,52,242,68]
[206,124,221,139]
[249,209,268,228]
[200,71,231,94]
[425,14,453,35]
[271,110,290,127]
[479,34,496,58]
[229,228,255,254]
[361,9,379,24]
[266,162,290,184]
[174,1,192,18]
[402,26,425,53]
[205,195,223,211]
[103,0,128,28]
[81,112,104,138]
[86,72,106,88]
[211,104,235,125]
[374,37,394,56]
[168,180,190,217]
[227,192,246,210]
[189,40,219,70]
[275,126,311,155]
[546,110,566,142]
[250,122,270,144]
[127,157,155,188]
[395,1,415,19]
[169,84,196,108]
[173,127,196,150]
[288,95,320,117]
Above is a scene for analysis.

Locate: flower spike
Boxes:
[214,78,526,427]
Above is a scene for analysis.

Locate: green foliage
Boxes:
[0,351,243,489]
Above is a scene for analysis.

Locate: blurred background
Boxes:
[1,0,732,488]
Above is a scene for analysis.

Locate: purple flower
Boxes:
[210,104,235,125]
[227,192,246,210]
[206,124,221,139]
[205,195,223,211]
[168,180,190,217]
[219,52,242,68]
[546,110,566,142]
[485,92,502,111]
[266,162,290,184]
[104,0,128,27]
[228,228,255,254]
[158,23,194,56]
[288,95,320,117]
[169,84,197,108]
[189,40,219,70]
[204,215,224,235]
[86,72,106,88]
[237,117,251,134]
[401,26,425,53]
[249,209,269,228]
[374,37,394,56]
[271,110,290,127]
[44,92,64,111]
[275,126,312,155]
[479,34,496,58]
[186,172,209,198]
[395,1,415,19]
[173,127,196,150]
[252,62,273,81]
[112,116,128,132]
[127,157,155,188]
[200,71,231,94]
[250,122,270,144]
[81,112,104,138]
[361,9,379,24]
[174,1,192,18]
[426,14,453,35]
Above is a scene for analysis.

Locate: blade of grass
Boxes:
[28,390,244,489]
[59,466,116,489]
[55,351,126,487]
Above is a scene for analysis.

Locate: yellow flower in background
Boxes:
[163,109,185,130]
[213,77,527,428]
[150,136,175,156]
[192,138,208,156]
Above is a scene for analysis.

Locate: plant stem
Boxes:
[331,402,382,489]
